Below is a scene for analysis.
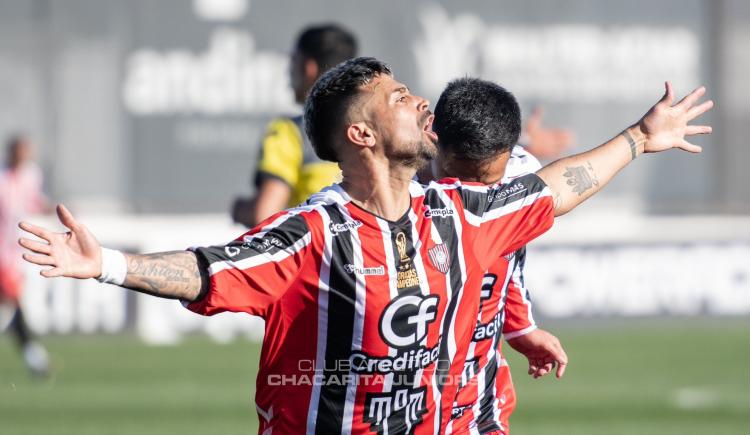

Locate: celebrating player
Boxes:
[19,58,712,434]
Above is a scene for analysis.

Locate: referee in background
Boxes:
[232,24,357,227]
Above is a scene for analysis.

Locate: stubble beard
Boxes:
[387,138,437,171]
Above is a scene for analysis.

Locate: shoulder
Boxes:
[504,145,542,182]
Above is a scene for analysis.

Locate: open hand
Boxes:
[507,328,568,379]
[639,82,713,154]
[18,204,102,279]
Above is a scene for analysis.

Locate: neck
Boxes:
[340,152,416,221]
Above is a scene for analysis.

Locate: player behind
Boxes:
[19,58,712,433]
[433,78,569,434]
[1,135,50,377]
[231,24,357,227]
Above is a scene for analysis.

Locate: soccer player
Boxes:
[19,58,712,434]
[1,135,50,377]
[433,78,569,434]
[232,24,357,227]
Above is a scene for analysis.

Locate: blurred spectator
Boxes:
[0,134,50,377]
[232,24,357,227]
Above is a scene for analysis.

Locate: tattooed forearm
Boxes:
[123,251,207,301]
[563,162,600,196]
[622,130,639,160]
[553,192,563,210]
[538,126,640,216]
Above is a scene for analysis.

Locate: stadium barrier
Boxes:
[12,213,750,344]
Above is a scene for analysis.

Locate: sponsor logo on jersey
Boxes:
[343,264,386,276]
[364,387,428,435]
[329,219,363,235]
[480,273,498,300]
[350,346,439,374]
[379,294,440,348]
[487,182,526,203]
[225,246,241,257]
[451,403,472,419]
[460,357,480,388]
[428,243,451,274]
[224,235,285,257]
[424,207,454,218]
[473,311,503,341]
[243,235,285,252]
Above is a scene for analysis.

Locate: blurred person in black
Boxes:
[232,24,357,227]
[0,134,50,377]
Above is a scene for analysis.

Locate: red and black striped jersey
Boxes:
[449,146,543,434]
[447,248,534,434]
[186,174,553,434]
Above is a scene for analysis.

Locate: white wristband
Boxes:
[97,248,127,286]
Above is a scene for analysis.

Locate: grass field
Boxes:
[2,318,749,435]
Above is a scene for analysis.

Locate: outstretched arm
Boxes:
[18,205,207,301]
[538,82,713,216]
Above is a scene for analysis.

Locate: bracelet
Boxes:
[97,248,127,285]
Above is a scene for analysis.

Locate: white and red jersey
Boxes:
[0,163,46,301]
[186,174,553,434]
[448,146,543,435]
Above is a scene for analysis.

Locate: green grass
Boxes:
[504,318,750,435]
[1,318,749,434]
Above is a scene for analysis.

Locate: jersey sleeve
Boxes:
[185,212,313,318]
[502,247,537,339]
[458,173,554,270]
[255,118,303,187]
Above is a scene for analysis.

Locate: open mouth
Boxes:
[422,114,438,143]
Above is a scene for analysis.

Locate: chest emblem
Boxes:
[428,244,451,274]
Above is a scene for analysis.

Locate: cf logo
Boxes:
[379,294,440,348]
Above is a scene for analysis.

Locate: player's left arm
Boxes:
[537,82,713,216]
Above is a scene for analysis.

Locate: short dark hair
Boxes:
[433,78,521,161]
[304,57,391,162]
[296,24,358,73]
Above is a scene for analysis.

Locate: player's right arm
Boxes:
[19,204,314,315]
[18,204,207,301]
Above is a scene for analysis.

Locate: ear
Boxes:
[346,122,376,148]
[305,59,320,82]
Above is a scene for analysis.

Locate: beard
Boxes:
[386,138,437,170]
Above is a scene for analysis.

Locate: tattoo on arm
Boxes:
[623,130,638,161]
[553,192,563,210]
[123,251,208,301]
[563,162,600,196]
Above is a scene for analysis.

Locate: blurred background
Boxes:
[1,0,748,434]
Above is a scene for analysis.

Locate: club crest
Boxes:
[428,244,451,274]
